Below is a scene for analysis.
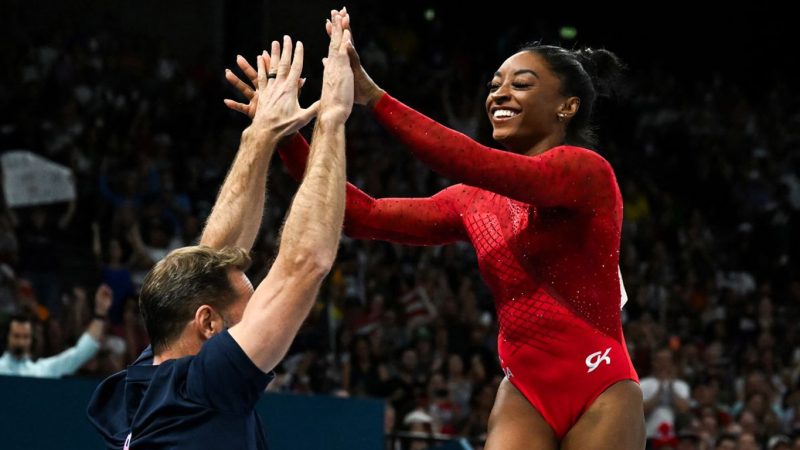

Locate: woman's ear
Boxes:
[558,96,581,120]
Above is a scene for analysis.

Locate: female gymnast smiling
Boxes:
[225,9,644,449]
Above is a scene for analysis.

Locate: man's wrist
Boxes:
[316,112,348,128]
[242,126,279,147]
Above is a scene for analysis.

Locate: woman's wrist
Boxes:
[366,88,386,109]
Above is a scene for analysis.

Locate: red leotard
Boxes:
[279,94,638,439]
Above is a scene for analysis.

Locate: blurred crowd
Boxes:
[1,9,799,450]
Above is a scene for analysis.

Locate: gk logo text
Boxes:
[585,347,612,373]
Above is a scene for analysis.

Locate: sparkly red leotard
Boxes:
[279,94,638,438]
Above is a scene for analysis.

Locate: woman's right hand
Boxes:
[326,8,385,108]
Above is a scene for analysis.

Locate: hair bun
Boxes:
[574,48,626,97]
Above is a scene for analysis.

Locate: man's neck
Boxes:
[152,340,197,365]
[5,351,30,362]
[153,350,183,365]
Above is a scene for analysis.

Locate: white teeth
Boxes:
[493,109,519,119]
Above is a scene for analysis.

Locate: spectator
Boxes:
[342,335,389,397]
[13,202,75,322]
[768,435,792,450]
[401,409,435,450]
[0,284,111,378]
[642,348,692,444]
[92,224,134,335]
[714,434,737,450]
[386,402,401,450]
[737,432,760,450]
[675,430,702,450]
[427,372,457,435]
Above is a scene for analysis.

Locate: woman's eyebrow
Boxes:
[492,69,539,78]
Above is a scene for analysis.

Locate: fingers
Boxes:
[337,9,357,64]
[277,35,293,80]
[345,39,358,58]
[223,98,250,116]
[287,41,304,83]
[345,41,361,69]
[225,68,255,99]
[326,9,352,46]
[325,8,350,30]
[341,29,352,54]
[269,40,280,79]
[329,10,343,52]
[339,9,352,44]
[236,54,259,86]
[256,52,268,90]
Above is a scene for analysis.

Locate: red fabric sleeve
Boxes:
[276,133,309,182]
[372,94,617,212]
[277,133,467,245]
[344,185,467,245]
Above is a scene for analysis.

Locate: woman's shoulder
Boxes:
[551,144,601,156]
[546,145,614,169]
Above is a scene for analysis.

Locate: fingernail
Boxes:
[236,54,243,60]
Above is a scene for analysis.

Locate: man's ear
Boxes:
[194,305,223,340]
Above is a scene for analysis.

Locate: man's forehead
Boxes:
[10,321,32,331]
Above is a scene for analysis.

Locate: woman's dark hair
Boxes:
[519,42,626,148]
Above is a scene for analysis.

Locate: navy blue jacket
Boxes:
[87,331,273,449]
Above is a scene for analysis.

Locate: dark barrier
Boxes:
[0,375,384,450]
[387,431,478,450]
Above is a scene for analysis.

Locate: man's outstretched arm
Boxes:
[229,10,352,373]
[202,37,318,251]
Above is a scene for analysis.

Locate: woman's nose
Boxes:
[491,86,510,103]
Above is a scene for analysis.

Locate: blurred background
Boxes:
[1,1,799,449]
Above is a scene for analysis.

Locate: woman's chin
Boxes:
[492,130,510,144]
